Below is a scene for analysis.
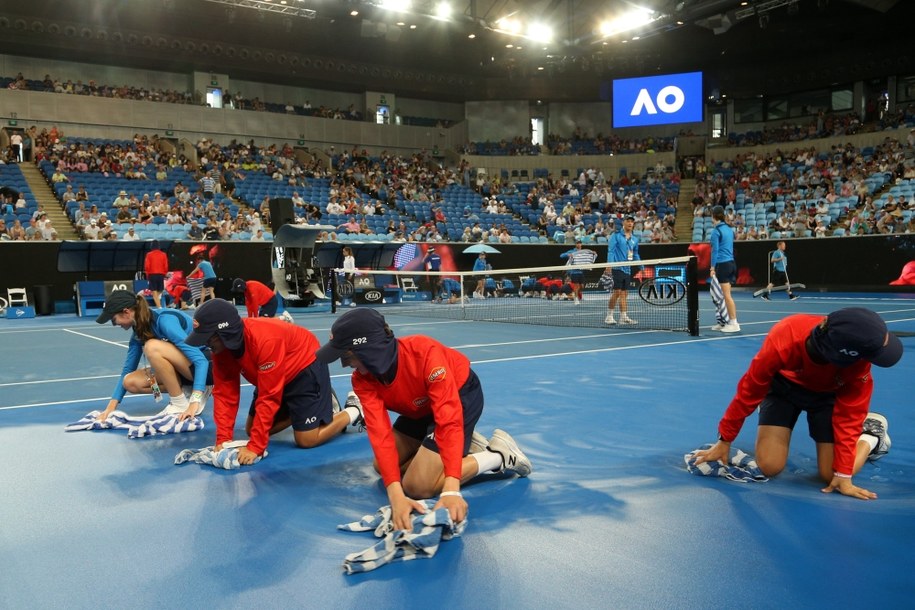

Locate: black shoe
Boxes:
[789,294,798,300]
[760,294,770,301]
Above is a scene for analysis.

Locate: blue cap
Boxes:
[810,307,903,368]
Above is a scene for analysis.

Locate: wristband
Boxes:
[833,472,852,479]
[439,491,463,498]
[190,391,204,403]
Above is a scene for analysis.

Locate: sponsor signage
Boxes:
[612,71,703,128]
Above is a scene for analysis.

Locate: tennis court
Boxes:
[1,290,913,608]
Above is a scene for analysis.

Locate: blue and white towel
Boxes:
[65,409,204,438]
[684,444,768,483]
[708,275,729,326]
[174,440,266,470]
[338,499,467,574]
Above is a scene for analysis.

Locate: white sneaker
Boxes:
[280,310,294,323]
[574,297,581,305]
[469,431,489,454]
[863,413,891,461]
[343,391,365,431]
[605,313,617,325]
[720,321,741,333]
[620,316,638,325]
[488,429,532,476]
[709,322,725,331]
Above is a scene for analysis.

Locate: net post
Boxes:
[330,270,338,314]
[687,255,699,336]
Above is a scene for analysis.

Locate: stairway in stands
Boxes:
[18,162,79,240]
[674,178,696,241]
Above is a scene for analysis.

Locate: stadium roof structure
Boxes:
[0,0,912,101]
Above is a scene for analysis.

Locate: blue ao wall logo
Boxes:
[612,71,703,128]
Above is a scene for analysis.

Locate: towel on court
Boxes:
[708,275,729,325]
[684,444,768,483]
[174,440,266,470]
[338,499,467,574]
[65,409,204,439]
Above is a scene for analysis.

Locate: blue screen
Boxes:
[612,71,703,128]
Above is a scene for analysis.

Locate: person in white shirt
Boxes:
[122,226,140,241]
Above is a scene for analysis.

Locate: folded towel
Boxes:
[174,440,266,470]
[684,444,768,483]
[338,499,467,574]
[66,409,204,439]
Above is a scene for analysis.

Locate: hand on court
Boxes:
[821,476,877,500]
[237,446,259,465]
[434,494,468,525]
[692,440,731,466]
[98,400,119,422]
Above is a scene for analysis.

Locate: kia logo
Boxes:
[364,290,382,302]
[638,278,686,307]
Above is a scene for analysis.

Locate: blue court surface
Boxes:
[1,291,914,609]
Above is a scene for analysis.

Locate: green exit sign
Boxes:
[297,139,306,146]
[165,130,175,137]
[210,79,218,87]
[8,119,17,126]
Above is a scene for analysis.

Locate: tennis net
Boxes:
[331,255,698,334]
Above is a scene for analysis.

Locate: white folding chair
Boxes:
[401,277,418,292]
[7,288,28,307]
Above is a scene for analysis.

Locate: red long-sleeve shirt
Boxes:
[718,314,873,476]
[143,249,168,276]
[351,335,471,487]
[242,280,276,318]
[211,318,320,455]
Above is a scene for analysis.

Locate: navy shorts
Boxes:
[772,270,788,286]
[758,374,836,443]
[714,260,737,285]
[148,274,165,291]
[248,359,333,432]
[392,369,484,456]
[258,295,279,317]
[203,277,218,289]
[611,269,632,291]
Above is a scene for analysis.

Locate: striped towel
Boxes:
[65,409,204,439]
[174,440,266,470]
[684,444,768,483]
[708,275,729,326]
[338,499,467,574]
[187,277,205,302]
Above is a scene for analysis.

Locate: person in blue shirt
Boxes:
[95,290,212,421]
[710,205,740,332]
[605,216,640,325]
[762,240,798,301]
[472,252,489,298]
[190,252,218,303]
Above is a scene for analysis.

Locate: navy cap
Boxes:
[231,278,247,293]
[186,298,243,350]
[96,290,139,324]
[317,308,389,363]
[810,307,903,368]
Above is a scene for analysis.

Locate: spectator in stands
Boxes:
[251,229,265,241]
[187,219,204,240]
[184,299,359,462]
[94,290,211,422]
[122,225,140,241]
[113,190,130,209]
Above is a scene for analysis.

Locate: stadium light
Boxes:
[433,1,451,21]
[598,7,659,38]
[527,22,553,43]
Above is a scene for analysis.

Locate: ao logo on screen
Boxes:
[612,71,703,128]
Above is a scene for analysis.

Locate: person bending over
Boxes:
[186,299,361,465]
[317,307,532,530]
[693,307,903,500]
[95,290,211,421]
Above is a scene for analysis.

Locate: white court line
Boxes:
[62,328,131,347]
[0,374,120,388]
[0,333,766,411]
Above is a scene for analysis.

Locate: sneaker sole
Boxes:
[865,413,891,458]
[490,429,532,476]
[720,327,741,333]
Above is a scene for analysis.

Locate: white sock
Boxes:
[859,433,878,451]
[471,449,504,474]
[169,393,190,409]
[344,406,361,425]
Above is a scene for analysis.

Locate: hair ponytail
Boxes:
[133,296,155,343]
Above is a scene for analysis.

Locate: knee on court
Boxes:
[755,455,786,477]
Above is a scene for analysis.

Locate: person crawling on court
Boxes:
[693,307,903,500]
[316,307,532,531]
[185,299,361,465]
[95,289,212,422]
